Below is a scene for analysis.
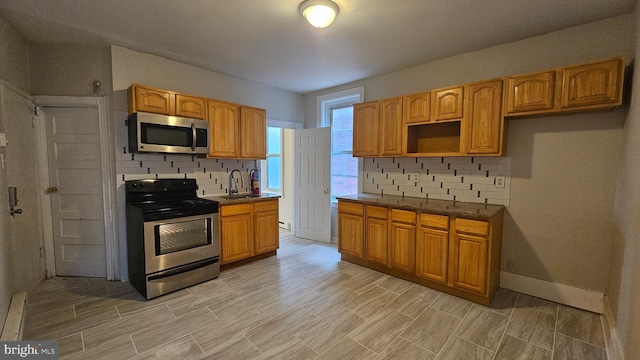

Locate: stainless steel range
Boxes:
[125,178,219,299]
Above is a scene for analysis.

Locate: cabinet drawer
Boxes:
[220,203,252,217]
[253,199,278,212]
[421,213,449,230]
[455,218,489,236]
[391,209,416,224]
[366,205,388,219]
[339,201,364,216]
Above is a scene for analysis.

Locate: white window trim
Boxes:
[317,86,364,127]
[317,87,365,206]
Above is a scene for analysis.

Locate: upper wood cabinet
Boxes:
[128,84,174,115]
[432,86,464,121]
[404,91,431,124]
[466,80,504,155]
[505,57,624,117]
[561,58,623,109]
[207,101,266,159]
[506,71,555,114]
[128,83,267,159]
[207,100,240,158]
[240,106,267,159]
[353,101,380,157]
[175,94,207,119]
[380,97,403,156]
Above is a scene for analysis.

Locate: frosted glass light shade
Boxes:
[299,0,339,28]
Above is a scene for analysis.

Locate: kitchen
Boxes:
[0,1,639,359]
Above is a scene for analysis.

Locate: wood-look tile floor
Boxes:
[23,236,608,360]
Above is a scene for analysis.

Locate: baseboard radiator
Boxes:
[0,292,27,341]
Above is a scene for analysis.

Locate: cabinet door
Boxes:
[207,100,240,158]
[380,97,403,156]
[561,58,623,109]
[432,86,464,121]
[452,232,488,295]
[353,101,380,157]
[176,94,207,119]
[389,213,416,274]
[240,106,267,159]
[506,71,555,114]
[254,210,279,254]
[133,85,174,115]
[404,91,431,124]
[338,212,364,259]
[365,214,388,266]
[416,226,449,284]
[466,80,503,155]
[220,213,253,264]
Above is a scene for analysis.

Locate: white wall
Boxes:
[111,46,303,124]
[607,4,640,359]
[279,129,295,230]
[0,15,45,331]
[304,15,633,299]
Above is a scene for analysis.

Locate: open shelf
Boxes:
[406,121,462,155]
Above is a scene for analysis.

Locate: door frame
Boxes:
[33,96,118,280]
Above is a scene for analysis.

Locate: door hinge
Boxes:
[34,106,40,116]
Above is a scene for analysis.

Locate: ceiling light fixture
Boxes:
[299,0,339,28]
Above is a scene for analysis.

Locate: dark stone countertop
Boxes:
[204,193,281,205]
[337,193,504,219]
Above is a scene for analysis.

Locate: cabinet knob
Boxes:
[46,187,58,194]
[324,189,329,194]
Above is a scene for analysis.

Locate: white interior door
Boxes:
[45,106,107,277]
[294,127,331,242]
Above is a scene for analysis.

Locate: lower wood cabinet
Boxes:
[389,209,416,273]
[416,214,449,284]
[338,199,503,305]
[365,206,388,266]
[220,204,253,264]
[220,199,279,265]
[337,201,365,259]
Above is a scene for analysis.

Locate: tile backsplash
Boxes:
[362,156,511,206]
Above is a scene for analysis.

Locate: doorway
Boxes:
[34,96,118,280]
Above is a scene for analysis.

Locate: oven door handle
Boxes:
[191,122,196,152]
[147,257,219,281]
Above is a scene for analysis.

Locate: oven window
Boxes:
[141,123,193,147]
[155,218,211,255]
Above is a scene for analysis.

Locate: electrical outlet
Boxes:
[409,173,419,182]
[495,176,505,188]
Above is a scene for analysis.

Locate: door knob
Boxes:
[46,187,58,194]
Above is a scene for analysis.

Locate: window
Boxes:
[318,87,364,202]
[264,126,282,192]
[330,106,357,200]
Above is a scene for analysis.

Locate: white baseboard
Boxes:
[602,296,625,360]
[0,292,27,341]
[331,236,338,244]
[500,271,604,314]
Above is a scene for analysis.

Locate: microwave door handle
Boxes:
[191,123,196,151]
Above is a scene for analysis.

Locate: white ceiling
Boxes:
[0,0,636,93]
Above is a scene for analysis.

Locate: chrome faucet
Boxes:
[229,169,244,195]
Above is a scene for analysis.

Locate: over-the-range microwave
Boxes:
[128,112,209,154]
